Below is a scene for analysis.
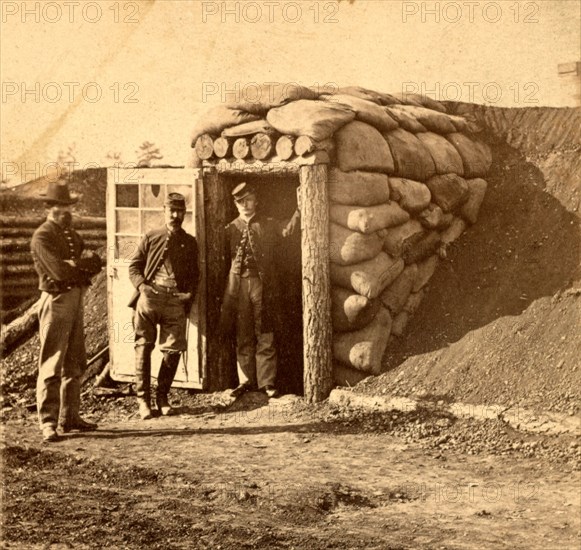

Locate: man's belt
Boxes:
[151,282,180,294]
[153,276,178,289]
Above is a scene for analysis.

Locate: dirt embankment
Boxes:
[356,106,581,415]
[445,103,581,214]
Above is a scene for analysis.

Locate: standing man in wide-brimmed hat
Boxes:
[128,193,199,420]
[31,181,103,442]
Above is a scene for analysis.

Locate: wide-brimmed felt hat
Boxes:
[39,181,79,205]
[232,182,256,202]
[164,192,187,210]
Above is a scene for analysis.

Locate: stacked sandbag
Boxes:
[189,85,492,385]
[316,89,491,385]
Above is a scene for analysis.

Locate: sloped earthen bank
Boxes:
[355,105,581,416]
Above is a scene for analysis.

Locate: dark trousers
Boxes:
[235,276,277,388]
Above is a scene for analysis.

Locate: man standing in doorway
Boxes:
[220,182,300,399]
[31,181,103,442]
[129,193,199,420]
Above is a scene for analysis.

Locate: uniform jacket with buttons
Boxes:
[128,226,199,311]
[220,214,285,334]
[31,219,93,293]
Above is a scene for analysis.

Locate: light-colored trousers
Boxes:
[236,276,277,389]
[36,287,87,428]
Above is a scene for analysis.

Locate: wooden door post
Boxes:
[299,164,333,403]
[203,167,235,391]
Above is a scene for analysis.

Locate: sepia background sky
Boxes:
[1,0,580,184]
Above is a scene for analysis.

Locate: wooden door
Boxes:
[106,167,205,389]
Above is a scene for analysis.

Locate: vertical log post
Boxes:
[202,168,236,391]
[299,164,333,403]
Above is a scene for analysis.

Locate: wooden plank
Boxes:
[109,167,193,186]
[106,168,118,379]
[195,172,208,388]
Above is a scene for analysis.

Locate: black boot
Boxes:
[135,345,153,420]
[156,352,180,416]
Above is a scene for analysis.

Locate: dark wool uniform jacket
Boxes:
[220,214,284,334]
[128,226,199,311]
[31,220,93,293]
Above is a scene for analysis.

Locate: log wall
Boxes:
[0,216,106,316]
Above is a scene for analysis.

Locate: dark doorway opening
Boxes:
[222,172,304,395]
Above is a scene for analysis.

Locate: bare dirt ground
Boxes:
[2,391,580,550]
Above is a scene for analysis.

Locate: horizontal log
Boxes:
[1,276,38,288]
[213,136,232,158]
[294,136,335,157]
[0,299,40,356]
[232,137,251,159]
[0,227,106,240]
[275,135,295,160]
[1,296,37,324]
[0,252,32,265]
[0,240,30,253]
[195,134,215,160]
[2,264,37,276]
[0,216,106,229]
[1,286,40,297]
[250,133,277,160]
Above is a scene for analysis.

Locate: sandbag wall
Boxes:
[190,85,492,384]
[324,101,491,384]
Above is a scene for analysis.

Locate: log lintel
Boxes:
[203,151,330,174]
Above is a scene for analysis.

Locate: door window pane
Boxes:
[116,185,139,208]
[141,184,165,208]
[142,210,164,231]
[116,210,139,234]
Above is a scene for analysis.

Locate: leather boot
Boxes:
[135,345,153,420]
[156,352,180,416]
